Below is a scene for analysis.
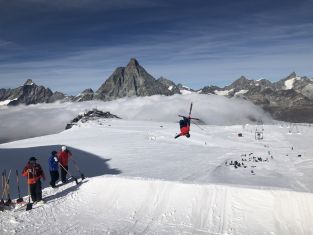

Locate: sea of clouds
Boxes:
[0,94,272,143]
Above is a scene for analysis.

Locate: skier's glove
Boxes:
[54,157,58,162]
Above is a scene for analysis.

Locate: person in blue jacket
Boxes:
[48,151,59,188]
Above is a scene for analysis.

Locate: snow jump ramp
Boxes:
[2,176,313,235]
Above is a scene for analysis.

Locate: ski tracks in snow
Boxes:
[2,176,313,234]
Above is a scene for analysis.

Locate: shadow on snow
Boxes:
[0,145,121,198]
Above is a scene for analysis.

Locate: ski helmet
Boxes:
[51,151,57,155]
[29,157,37,162]
[61,146,67,151]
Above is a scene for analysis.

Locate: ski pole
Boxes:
[2,170,6,202]
[1,170,12,206]
[0,171,5,205]
[16,170,24,203]
[191,120,206,131]
[58,163,78,185]
[70,159,85,180]
[26,171,32,211]
[1,170,8,202]
[5,170,12,206]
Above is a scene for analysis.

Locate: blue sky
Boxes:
[0,0,312,94]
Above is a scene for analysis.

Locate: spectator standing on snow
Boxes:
[48,151,59,188]
[22,157,45,203]
[57,146,72,183]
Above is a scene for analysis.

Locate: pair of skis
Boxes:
[175,102,200,139]
[1,170,11,207]
[1,170,24,211]
[178,102,200,121]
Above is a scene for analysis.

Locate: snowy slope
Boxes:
[0,100,12,106]
[1,176,313,235]
[1,118,313,234]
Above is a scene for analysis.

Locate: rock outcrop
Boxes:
[65,109,120,129]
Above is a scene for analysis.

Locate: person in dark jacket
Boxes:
[48,151,59,188]
[22,157,45,203]
[175,116,191,139]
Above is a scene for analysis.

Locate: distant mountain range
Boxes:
[0,79,65,106]
[1,58,313,123]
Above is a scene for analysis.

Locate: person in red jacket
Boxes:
[175,116,191,139]
[22,157,45,203]
[57,146,72,183]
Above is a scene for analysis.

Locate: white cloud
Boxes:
[0,94,272,143]
[1,21,313,93]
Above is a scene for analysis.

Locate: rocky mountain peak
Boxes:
[287,72,297,79]
[96,58,179,100]
[24,79,35,86]
[72,88,95,102]
[236,75,248,82]
[157,77,181,94]
[82,88,94,94]
[127,58,139,67]
[226,75,252,90]
[0,79,66,106]
[157,76,174,85]
[125,58,141,76]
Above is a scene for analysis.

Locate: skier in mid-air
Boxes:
[175,103,199,139]
[175,116,191,139]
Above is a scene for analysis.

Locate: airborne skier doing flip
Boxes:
[175,116,191,139]
[175,103,199,139]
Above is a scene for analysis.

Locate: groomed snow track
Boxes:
[1,176,313,234]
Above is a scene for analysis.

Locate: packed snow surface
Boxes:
[180,89,193,95]
[234,90,248,96]
[1,118,313,234]
[0,99,16,106]
[1,176,313,235]
[214,89,234,96]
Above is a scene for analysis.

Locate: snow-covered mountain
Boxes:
[0,79,65,106]
[1,59,313,123]
[200,73,313,123]
[1,116,313,234]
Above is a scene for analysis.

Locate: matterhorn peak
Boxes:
[127,58,140,67]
